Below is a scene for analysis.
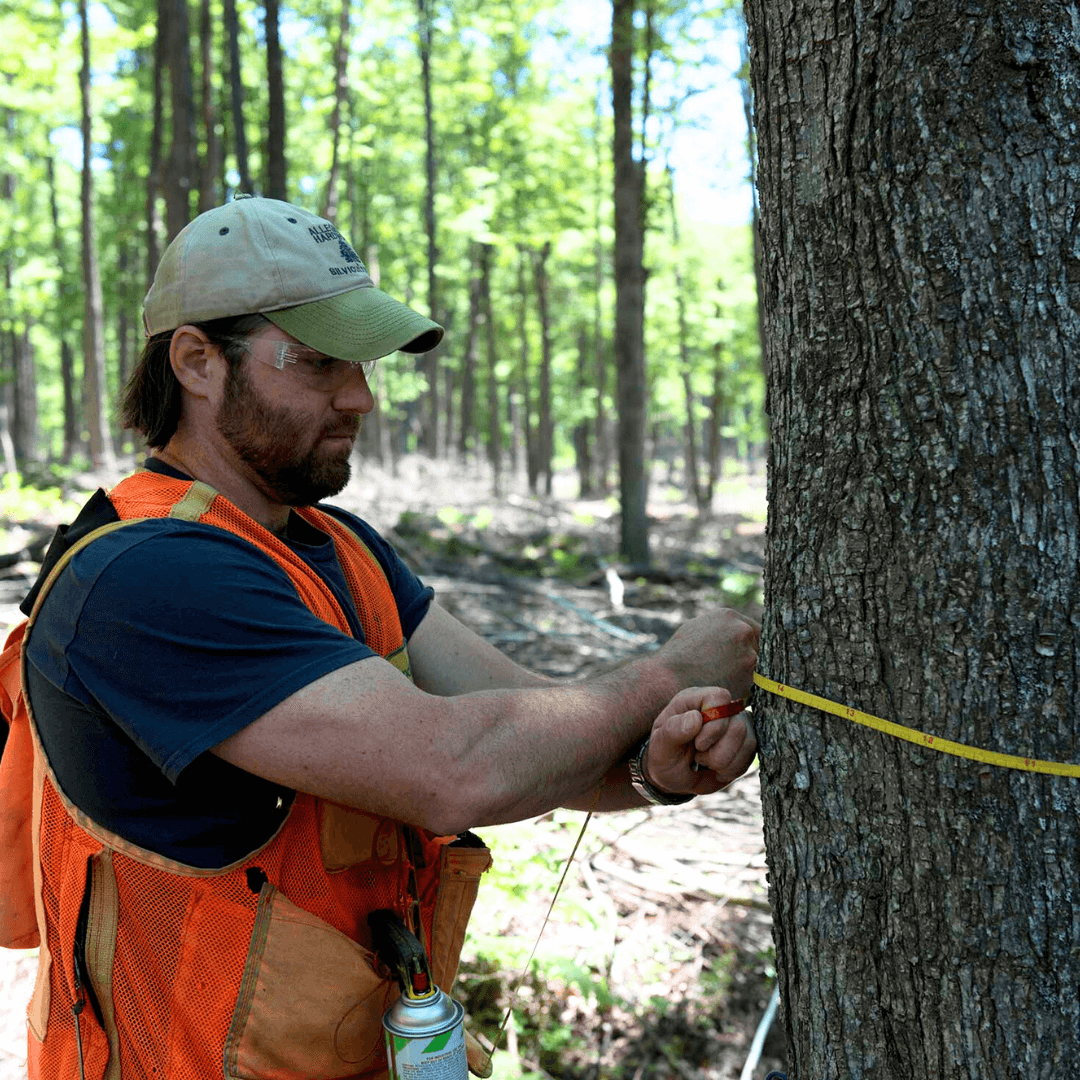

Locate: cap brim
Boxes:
[263,285,444,363]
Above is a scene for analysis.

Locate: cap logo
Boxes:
[338,239,362,265]
[308,221,367,277]
[308,223,340,244]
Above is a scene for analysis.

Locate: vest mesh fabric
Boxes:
[29,471,442,1080]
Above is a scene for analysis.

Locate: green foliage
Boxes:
[1,0,762,475]
[719,569,761,606]
[0,471,87,525]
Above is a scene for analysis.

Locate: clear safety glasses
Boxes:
[226,337,376,392]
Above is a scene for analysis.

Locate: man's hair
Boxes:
[120,313,271,448]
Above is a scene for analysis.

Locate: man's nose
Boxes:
[332,369,375,413]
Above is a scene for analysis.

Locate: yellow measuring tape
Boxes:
[753,672,1080,778]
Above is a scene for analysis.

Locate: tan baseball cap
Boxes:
[143,195,443,362]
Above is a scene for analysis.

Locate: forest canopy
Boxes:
[1,0,762,515]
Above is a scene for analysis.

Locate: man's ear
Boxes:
[170,325,225,399]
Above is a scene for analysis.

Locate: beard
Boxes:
[215,360,361,507]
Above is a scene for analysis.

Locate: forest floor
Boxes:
[0,453,786,1080]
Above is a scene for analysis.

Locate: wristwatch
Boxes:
[628,738,694,806]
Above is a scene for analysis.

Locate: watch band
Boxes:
[628,738,694,806]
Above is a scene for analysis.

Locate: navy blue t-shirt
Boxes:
[25,461,433,868]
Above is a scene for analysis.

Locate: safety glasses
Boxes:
[225,337,376,392]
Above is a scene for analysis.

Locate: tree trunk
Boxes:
[322,0,351,224]
[162,0,196,239]
[592,81,610,497]
[737,23,766,374]
[416,0,439,457]
[573,326,593,498]
[198,0,222,213]
[8,318,36,465]
[264,0,287,200]
[46,155,79,460]
[533,241,554,497]
[223,0,252,193]
[115,248,133,451]
[79,0,115,471]
[145,22,166,289]
[667,165,702,510]
[610,0,649,565]
[745,2,1080,1076]
[457,245,482,459]
[703,338,724,508]
[481,243,500,496]
[517,246,538,493]
[0,336,16,472]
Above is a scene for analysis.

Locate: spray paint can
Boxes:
[369,909,468,1080]
[382,985,467,1080]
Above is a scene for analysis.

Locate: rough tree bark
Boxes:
[745,2,1080,1077]
[611,0,649,565]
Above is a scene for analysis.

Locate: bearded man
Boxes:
[9,196,758,1080]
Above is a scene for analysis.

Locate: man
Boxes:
[13,196,758,1080]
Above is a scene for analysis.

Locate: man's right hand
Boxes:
[653,608,760,701]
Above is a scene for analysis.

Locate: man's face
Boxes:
[214,335,365,507]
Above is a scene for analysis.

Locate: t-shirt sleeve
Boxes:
[26,520,379,783]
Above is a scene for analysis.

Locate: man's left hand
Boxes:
[644,686,757,796]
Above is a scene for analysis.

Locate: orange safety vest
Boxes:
[0,470,491,1080]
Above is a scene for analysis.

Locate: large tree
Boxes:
[745,2,1080,1076]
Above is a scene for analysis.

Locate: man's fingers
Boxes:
[694,714,756,775]
[695,715,728,753]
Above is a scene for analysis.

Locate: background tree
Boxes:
[197,0,223,213]
[745,1,1080,1076]
[78,0,115,470]
[610,0,649,565]
[264,0,287,200]
[321,0,351,223]
[415,0,440,456]
[47,157,80,460]
[223,0,253,192]
[161,0,196,238]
